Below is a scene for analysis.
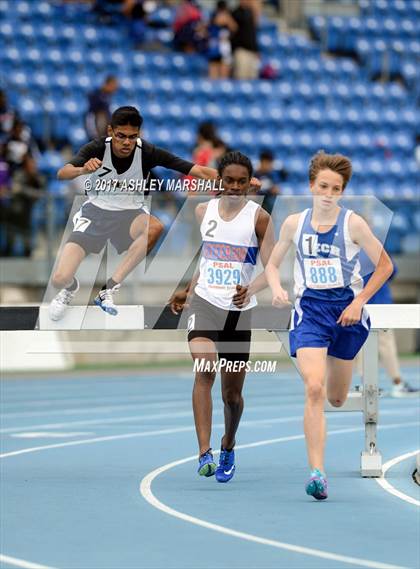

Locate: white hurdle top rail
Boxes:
[0,304,419,331]
[0,303,419,478]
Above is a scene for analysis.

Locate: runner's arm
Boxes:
[58,140,104,180]
[265,214,298,305]
[248,208,276,295]
[168,203,207,314]
[348,214,393,305]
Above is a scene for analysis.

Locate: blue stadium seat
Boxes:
[69,127,88,150]
[308,15,326,42]
[64,48,85,68]
[401,234,420,254]
[7,70,27,93]
[38,151,64,177]
[248,105,265,125]
[148,6,174,27]
[86,50,106,71]
[15,1,31,19]
[0,21,14,43]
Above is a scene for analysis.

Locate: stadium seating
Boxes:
[0,0,418,254]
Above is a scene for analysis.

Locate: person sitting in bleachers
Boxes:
[207,1,237,79]
[173,0,207,54]
[0,90,18,145]
[358,259,420,398]
[231,0,261,80]
[254,150,287,214]
[3,154,43,257]
[85,76,119,140]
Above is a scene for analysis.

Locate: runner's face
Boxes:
[220,164,250,203]
[109,125,139,157]
[310,169,343,211]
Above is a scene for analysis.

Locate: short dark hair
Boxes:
[218,151,253,178]
[197,121,217,142]
[260,149,274,162]
[104,75,117,85]
[111,106,143,129]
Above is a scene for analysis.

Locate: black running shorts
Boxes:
[187,294,252,363]
[67,202,150,254]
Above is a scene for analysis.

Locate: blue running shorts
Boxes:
[289,297,370,360]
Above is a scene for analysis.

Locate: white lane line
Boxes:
[1,422,417,569]
[0,410,194,434]
[11,432,95,439]
[140,422,419,569]
[0,553,56,569]
[0,415,353,458]
[375,450,420,507]
[0,400,187,419]
[0,427,195,459]
[1,405,415,435]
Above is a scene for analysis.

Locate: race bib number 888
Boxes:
[303,258,344,289]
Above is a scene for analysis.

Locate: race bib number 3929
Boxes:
[206,262,241,289]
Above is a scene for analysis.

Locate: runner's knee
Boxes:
[148,218,164,243]
[327,395,347,407]
[222,388,242,407]
[194,371,216,386]
[305,379,325,403]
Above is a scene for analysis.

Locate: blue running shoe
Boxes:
[215,448,235,483]
[94,284,120,316]
[305,469,328,500]
[198,449,216,477]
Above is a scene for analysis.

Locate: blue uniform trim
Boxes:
[296,207,360,303]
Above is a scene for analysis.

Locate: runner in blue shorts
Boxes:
[266,151,393,500]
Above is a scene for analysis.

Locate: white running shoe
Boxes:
[48,279,79,321]
[391,381,420,398]
[94,284,120,315]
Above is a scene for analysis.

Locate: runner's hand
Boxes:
[250,177,262,191]
[169,290,189,315]
[233,284,250,308]
[272,286,290,307]
[337,299,363,326]
[82,158,102,174]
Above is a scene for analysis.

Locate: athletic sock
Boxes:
[102,278,118,291]
[200,448,212,458]
[66,278,78,292]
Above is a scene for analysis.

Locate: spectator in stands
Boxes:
[254,150,287,214]
[231,0,261,80]
[3,155,43,257]
[85,76,119,140]
[92,0,125,25]
[183,122,219,198]
[0,90,18,144]
[3,119,33,175]
[209,137,230,169]
[415,134,420,169]
[122,0,148,46]
[357,260,420,398]
[207,1,237,79]
[0,153,11,256]
[192,122,219,167]
[173,0,207,54]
